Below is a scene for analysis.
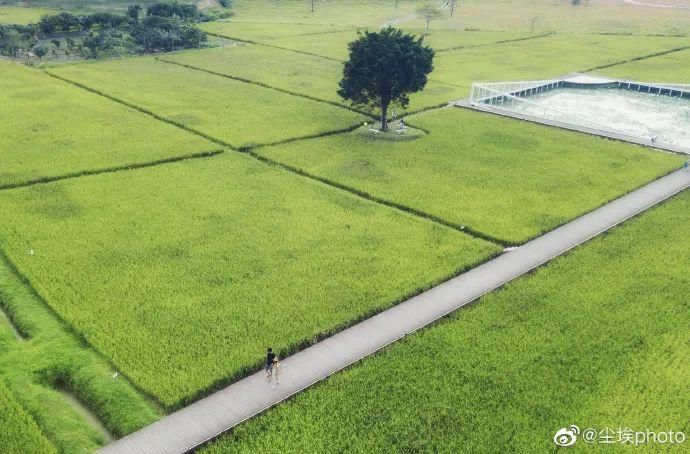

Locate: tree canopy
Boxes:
[338,27,434,131]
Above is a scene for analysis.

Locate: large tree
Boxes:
[338,28,434,131]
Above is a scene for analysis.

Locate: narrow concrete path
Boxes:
[100,169,690,454]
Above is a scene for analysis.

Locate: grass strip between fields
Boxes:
[0,150,224,192]
[583,44,690,72]
[204,30,345,62]
[432,31,554,52]
[0,378,56,454]
[0,249,161,451]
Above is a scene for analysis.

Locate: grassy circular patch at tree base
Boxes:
[353,122,426,141]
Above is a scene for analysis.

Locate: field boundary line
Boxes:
[206,30,554,62]
[584,44,690,72]
[245,149,511,246]
[204,31,344,62]
[40,69,507,245]
[99,169,690,454]
[43,69,367,150]
[0,150,224,192]
[434,31,554,52]
[42,71,236,148]
[154,57,376,119]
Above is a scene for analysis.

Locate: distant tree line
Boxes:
[0,2,218,60]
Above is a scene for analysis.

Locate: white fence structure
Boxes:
[467,75,690,144]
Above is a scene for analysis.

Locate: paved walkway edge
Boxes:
[100,169,690,454]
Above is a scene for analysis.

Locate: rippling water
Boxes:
[496,87,690,149]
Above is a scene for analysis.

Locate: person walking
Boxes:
[271,356,282,389]
[265,348,276,381]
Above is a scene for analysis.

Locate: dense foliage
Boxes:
[0,23,36,59]
[339,28,434,130]
[0,2,208,59]
[203,190,690,453]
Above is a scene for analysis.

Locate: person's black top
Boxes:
[266,351,276,366]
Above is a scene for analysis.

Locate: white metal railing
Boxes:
[469,80,562,103]
[469,83,648,139]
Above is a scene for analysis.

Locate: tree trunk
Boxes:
[380,101,389,131]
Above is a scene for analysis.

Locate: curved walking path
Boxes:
[100,168,690,454]
[623,0,690,9]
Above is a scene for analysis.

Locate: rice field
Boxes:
[431,34,690,93]
[205,24,535,60]
[225,0,420,27]
[202,188,690,453]
[0,6,54,24]
[225,0,690,34]
[598,48,690,83]
[0,252,159,452]
[162,45,462,114]
[256,107,683,244]
[0,62,215,188]
[199,21,356,41]
[0,379,56,454]
[48,57,366,148]
[0,152,498,407]
[401,0,690,35]
[2,0,689,450]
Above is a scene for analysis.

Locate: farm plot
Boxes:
[203,188,690,453]
[256,108,683,244]
[0,380,56,454]
[236,28,358,60]
[207,27,537,61]
[48,57,366,148]
[598,48,690,83]
[0,254,159,452]
[432,34,690,95]
[0,6,53,24]
[199,21,356,41]
[403,29,537,51]
[226,0,419,27]
[0,62,214,188]
[383,0,690,34]
[0,152,499,408]
[163,45,462,114]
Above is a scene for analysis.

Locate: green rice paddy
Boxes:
[0,62,215,188]
[203,187,690,454]
[256,108,683,244]
[0,152,498,407]
[48,57,366,148]
[1,0,688,450]
[0,379,56,453]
